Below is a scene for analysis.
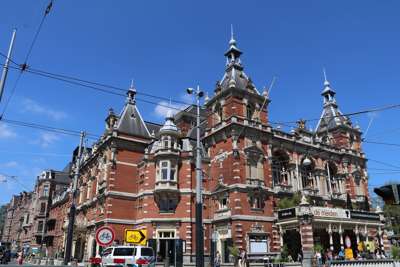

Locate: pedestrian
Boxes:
[297,252,302,262]
[315,250,322,267]
[17,251,23,265]
[214,251,222,267]
[338,247,344,260]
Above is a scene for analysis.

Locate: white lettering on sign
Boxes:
[311,207,350,219]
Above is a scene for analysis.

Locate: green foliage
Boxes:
[228,246,239,257]
[280,244,289,262]
[277,192,301,209]
[313,243,323,253]
[0,205,8,236]
[392,245,400,260]
[383,204,400,235]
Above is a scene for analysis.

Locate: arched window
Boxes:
[300,157,315,189]
[246,104,255,120]
[325,162,339,193]
[353,171,364,196]
[214,103,223,123]
[272,150,290,186]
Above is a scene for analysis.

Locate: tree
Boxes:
[383,204,400,236]
[277,193,301,209]
[0,205,8,237]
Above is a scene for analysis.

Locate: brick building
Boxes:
[1,169,70,255]
[46,35,388,266]
[4,34,390,266]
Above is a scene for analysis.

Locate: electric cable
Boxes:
[0,0,54,117]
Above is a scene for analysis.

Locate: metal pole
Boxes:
[0,29,17,103]
[195,85,204,267]
[64,131,85,265]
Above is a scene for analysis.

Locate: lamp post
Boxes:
[186,86,204,267]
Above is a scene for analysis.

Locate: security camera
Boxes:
[198,91,204,98]
[186,88,194,94]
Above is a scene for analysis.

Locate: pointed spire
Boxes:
[127,79,137,104]
[229,24,236,46]
[225,25,242,62]
[321,68,336,103]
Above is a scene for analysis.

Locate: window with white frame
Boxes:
[250,196,262,209]
[157,230,175,239]
[158,160,177,181]
[43,185,49,197]
[249,234,268,253]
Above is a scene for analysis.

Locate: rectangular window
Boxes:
[159,161,176,181]
[40,202,46,213]
[87,181,92,200]
[37,221,44,232]
[218,197,228,210]
[249,235,268,253]
[251,197,262,209]
[161,161,169,180]
[43,185,49,197]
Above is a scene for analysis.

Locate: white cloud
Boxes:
[32,132,60,148]
[153,94,192,118]
[0,124,17,139]
[21,98,68,121]
[0,161,19,168]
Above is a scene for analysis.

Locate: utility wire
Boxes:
[0,0,54,117]
[363,140,400,148]
[1,118,99,140]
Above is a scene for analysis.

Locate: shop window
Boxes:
[249,234,268,253]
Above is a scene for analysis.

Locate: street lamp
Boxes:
[187,86,204,267]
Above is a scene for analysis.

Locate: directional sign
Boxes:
[96,226,115,247]
[125,229,147,245]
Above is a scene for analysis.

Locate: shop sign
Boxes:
[350,211,380,221]
[311,207,350,219]
[278,208,296,220]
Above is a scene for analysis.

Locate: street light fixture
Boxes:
[187,85,204,267]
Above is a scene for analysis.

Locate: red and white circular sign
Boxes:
[96,226,115,247]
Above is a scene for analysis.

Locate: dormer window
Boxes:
[158,160,177,181]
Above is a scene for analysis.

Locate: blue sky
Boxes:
[0,0,399,204]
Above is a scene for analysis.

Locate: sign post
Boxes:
[124,229,147,246]
[96,226,115,247]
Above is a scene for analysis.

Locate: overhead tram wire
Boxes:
[1,118,99,140]
[0,0,54,118]
[2,60,400,128]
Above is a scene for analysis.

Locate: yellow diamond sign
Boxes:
[125,229,147,245]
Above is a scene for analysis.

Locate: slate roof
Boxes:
[315,79,352,133]
[115,88,151,139]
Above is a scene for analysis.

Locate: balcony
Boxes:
[356,194,367,202]
[332,192,346,201]
[246,178,265,187]
[155,180,178,192]
[273,183,293,193]
[303,187,319,196]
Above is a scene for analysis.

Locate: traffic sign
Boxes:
[125,229,147,245]
[96,226,115,247]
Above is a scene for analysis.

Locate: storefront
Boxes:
[277,205,387,266]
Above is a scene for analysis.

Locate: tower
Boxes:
[315,73,362,152]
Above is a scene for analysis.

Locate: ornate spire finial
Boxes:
[229,24,236,46]
[323,68,329,86]
[127,79,137,104]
